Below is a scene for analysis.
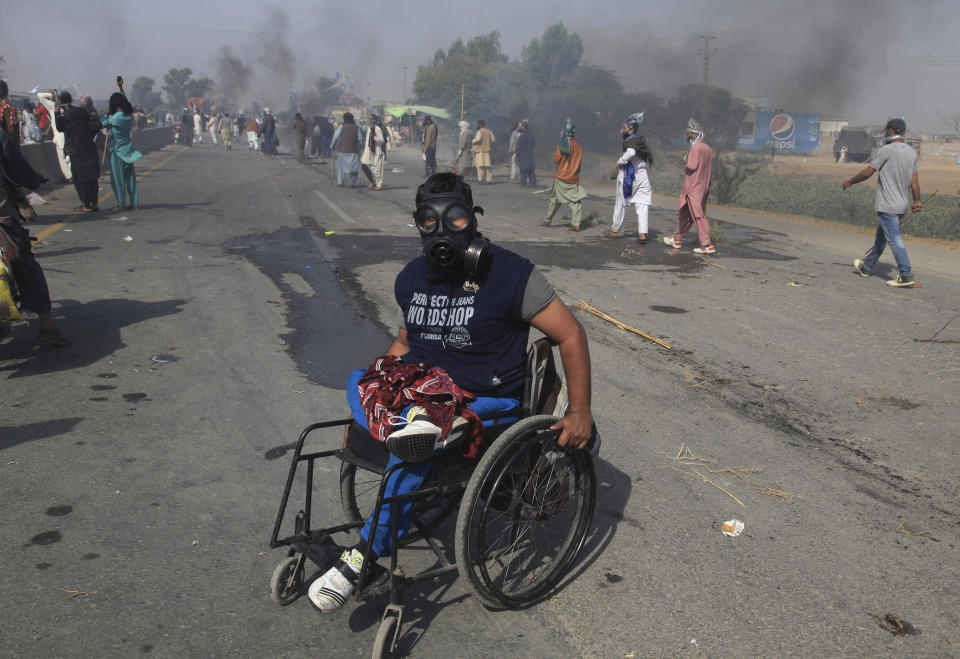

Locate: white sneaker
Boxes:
[385,410,469,462]
[308,548,364,613]
[853,259,870,277]
[693,244,716,255]
[663,236,681,248]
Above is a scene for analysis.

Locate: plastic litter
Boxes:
[721,519,744,537]
[112,215,129,222]
[122,235,133,242]
[26,192,46,205]
[324,231,334,235]
[391,167,405,174]
[150,354,179,364]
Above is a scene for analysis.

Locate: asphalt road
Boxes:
[2,140,958,658]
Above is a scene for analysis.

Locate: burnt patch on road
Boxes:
[97,373,118,379]
[45,505,73,517]
[869,397,922,410]
[265,443,296,460]
[650,305,688,314]
[27,531,62,546]
[91,384,116,391]
[123,393,150,403]
[226,225,392,388]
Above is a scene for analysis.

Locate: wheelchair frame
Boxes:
[268,340,598,657]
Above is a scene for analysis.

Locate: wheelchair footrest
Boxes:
[356,562,391,599]
[289,531,347,571]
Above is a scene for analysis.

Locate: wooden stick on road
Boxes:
[575,300,673,350]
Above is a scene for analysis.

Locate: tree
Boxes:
[522,23,583,99]
[130,77,163,110]
[466,31,507,64]
[670,84,749,149]
[185,77,214,102]
[162,68,193,107]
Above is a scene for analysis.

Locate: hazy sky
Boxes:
[2,0,959,131]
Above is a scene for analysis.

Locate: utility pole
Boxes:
[696,35,717,126]
[402,66,408,103]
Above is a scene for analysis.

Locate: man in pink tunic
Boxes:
[665,118,715,254]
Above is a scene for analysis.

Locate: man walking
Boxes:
[244,115,259,151]
[471,119,495,184]
[331,112,362,187]
[0,131,71,346]
[846,118,921,287]
[293,112,307,163]
[422,115,438,178]
[664,118,714,254]
[453,120,472,174]
[508,121,520,181]
[193,110,203,144]
[360,113,387,190]
[54,91,101,212]
[219,113,233,150]
[516,120,536,188]
[606,112,653,242]
[538,118,587,232]
[206,114,219,145]
[181,108,194,147]
[260,108,277,158]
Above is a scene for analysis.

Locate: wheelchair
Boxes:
[268,338,599,657]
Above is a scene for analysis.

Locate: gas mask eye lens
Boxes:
[443,205,470,232]
[415,207,438,233]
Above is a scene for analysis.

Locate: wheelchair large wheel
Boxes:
[340,462,461,544]
[455,415,596,609]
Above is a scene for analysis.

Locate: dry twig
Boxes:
[575,300,672,349]
[914,314,960,344]
[689,468,747,508]
[669,443,794,504]
[57,588,95,599]
[895,520,931,537]
[699,255,728,270]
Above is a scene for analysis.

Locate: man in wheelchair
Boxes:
[309,172,592,613]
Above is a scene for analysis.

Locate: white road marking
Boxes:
[314,189,356,224]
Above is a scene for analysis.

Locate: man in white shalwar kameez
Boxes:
[606,112,653,243]
[360,114,387,190]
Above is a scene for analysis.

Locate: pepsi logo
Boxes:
[770,114,795,140]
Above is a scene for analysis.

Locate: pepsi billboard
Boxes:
[738,112,821,153]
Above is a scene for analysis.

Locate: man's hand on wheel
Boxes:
[551,410,592,450]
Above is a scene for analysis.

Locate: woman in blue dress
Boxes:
[102,93,143,210]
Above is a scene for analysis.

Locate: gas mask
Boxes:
[413,191,488,278]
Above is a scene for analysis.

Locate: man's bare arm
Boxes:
[842,166,876,189]
[529,298,592,449]
[910,173,922,212]
[385,328,409,357]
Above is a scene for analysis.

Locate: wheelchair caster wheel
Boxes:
[371,614,399,658]
[269,554,304,606]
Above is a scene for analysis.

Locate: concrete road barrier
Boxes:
[20,127,173,184]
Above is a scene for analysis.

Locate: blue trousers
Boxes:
[345,368,519,556]
[863,212,912,277]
